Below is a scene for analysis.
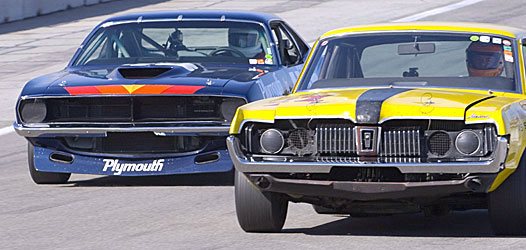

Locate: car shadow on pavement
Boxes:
[66,170,234,187]
[0,0,170,34]
[283,210,525,238]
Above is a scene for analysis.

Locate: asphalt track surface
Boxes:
[2,0,526,249]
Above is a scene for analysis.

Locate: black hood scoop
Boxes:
[118,67,172,79]
[61,63,270,89]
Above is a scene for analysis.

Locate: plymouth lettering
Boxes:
[102,159,165,175]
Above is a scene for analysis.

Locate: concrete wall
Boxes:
[0,0,117,24]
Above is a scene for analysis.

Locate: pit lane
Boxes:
[1,0,526,249]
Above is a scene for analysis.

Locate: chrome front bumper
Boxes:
[226,136,508,174]
[14,122,230,137]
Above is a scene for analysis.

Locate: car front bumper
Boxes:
[243,173,497,200]
[14,123,230,137]
[226,136,508,174]
[32,145,233,176]
[16,123,234,175]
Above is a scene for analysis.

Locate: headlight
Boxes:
[455,130,481,155]
[260,129,284,154]
[428,131,451,156]
[20,99,47,123]
[221,98,246,122]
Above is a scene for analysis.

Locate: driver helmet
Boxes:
[169,29,184,46]
[228,28,263,57]
[466,42,504,77]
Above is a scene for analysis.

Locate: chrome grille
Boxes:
[380,128,421,157]
[242,120,495,159]
[483,126,497,155]
[316,124,355,154]
[316,156,359,163]
[243,123,255,152]
[316,156,421,163]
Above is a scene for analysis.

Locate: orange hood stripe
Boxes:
[161,85,206,94]
[64,85,205,95]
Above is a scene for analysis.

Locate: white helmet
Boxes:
[228,28,262,57]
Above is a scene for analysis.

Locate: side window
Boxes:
[76,31,107,64]
[521,38,526,80]
[282,23,309,56]
[141,28,168,50]
[271,23,301,66]
[319,43,362,80]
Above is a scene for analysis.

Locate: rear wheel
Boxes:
[28,143,70,184]
[489,153,526,235]
[234,170,288,232]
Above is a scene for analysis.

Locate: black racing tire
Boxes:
[28,143,70,184]
[234,170,288,232]
[489,152,526,235]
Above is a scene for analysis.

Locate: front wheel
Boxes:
[234,170,288,232]
[489,153,526,235]
[28,143,70,184]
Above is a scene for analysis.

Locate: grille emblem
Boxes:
[356,126,379,156]
[362,130,373,150]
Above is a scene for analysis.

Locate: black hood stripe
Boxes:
[355,88,412,124]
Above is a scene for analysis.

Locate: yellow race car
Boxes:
[227,22,526,234]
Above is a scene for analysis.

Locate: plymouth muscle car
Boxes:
[228,22,526,235]
[14,11,309,184]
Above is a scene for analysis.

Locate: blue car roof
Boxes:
[102,10,281,24]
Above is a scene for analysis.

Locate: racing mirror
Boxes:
[398,43,436,55]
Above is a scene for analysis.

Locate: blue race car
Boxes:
[14,11,309,184]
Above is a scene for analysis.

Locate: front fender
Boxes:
[489,101,526,191]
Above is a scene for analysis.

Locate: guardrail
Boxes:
[0,0,117,24]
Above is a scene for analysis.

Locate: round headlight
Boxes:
[221,99,246,122]
[260,129,284,154]
[20,100,47,123]
[455,130,481,155]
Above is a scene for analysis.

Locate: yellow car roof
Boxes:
[321,22,526,39]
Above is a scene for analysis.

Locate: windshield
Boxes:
[73,21,275,66]
[298,33,518,92]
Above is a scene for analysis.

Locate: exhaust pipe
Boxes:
[465,177,482,191]
[253,175,271,190]
[49,152,74,164]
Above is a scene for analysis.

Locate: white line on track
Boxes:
[392,0,485,22]
[0,126,14,137]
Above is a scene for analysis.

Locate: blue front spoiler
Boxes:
[33,146,233,176]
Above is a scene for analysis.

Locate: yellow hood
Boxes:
[231,87,500,133]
